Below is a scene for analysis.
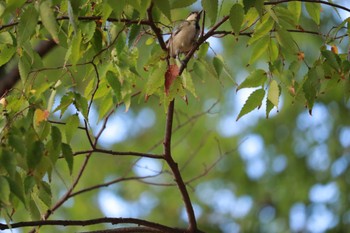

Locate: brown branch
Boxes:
[147,3,167,51]
[73,148,163,159]
[0,218,182,233]
[163,101,198,233]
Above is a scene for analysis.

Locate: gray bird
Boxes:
[167,11,202,59]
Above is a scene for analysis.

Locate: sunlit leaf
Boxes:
[34,109,50,127]
[249,35,269,65]
[268,80,279,108]
[236,88,265,121]
[288,1,302,24]
[305,2,321,25]
[248,15,274,45]
[237,69,267,91]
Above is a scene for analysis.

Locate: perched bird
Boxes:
[167,11,202,59]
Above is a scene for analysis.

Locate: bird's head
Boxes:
[186,10,203,21]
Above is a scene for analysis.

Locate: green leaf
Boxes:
[182,69,197,98]
[38,181,51,208]
[145,62,167,96]
[65,31,82,66]
[27,141,44,170]
[65,114,80,143]
[237,69,267,91]
[275,29,298,54]
[106,71,122,101]
[153,0,171,21]
[305,2,320,25]
[249,35,269,65]
[170,0,196,8]
[81,21,96,44]
[18,52,31,83]
[40,0,59,43]
[248,15,274,45]
[202,0,218,25]
[268,39,279,62]
[266,99,274,118]
[268,80,279,108]
[243,0,264,15]
[0,176,11,205]
[230,4,244,36]
[3,0,26,16]
[17,5,39,46]
[288,1,302,25]
[51,126,62,150]
[7,173,26,205]
[73,92,88,119]
[213,55,224,77]
[0,44,16,67]
[61,143,74,175]
[321,50,341,71]
[303,67,322,114]
[53,92,74,118]
[0,31,13,44]
[0,150,16,177]
[29,199,41,220]
[107,0,125,17]
[236,88,265,121]
[128,24,141,47]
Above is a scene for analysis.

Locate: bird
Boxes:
[167,11,202,59]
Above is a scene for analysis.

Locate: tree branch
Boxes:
[0,218,183,233]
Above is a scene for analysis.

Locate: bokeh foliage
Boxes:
[0,0,350,232]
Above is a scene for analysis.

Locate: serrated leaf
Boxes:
[0,44,16,67]
[213,56,224,77]
[0,31,13,44]
[288,2,302,24]
[236,88,265,120]
[275,29,298,54]
[53,92,74,118]
[73,92,88,119]
[170,0,196,8]
[153,0,171,21]
[17,5,38,46]
[40,1,59,43]
[268,39,279,62]
[128,24,141,47]
[34,109,49,127]
[4,0,26,15]
[197,42,209,59]
[51,126,62,150]
[266,99,274,118]
[237,69,267,91]
[65,114,80,143]
[305,2,320,25]
[249,35,269,65]
[268,80,279,107]
[145,63,167,96]
[230,4,244,36]
[38,181,51,207]
[7,172,26,206]
[248,15,274,45]
[0,176,11,205]
[61,143,74,175]
[202,0,218,25]
[165,64,180,95]
[106,71,122,100]
[27,141,44,170]
[18,53,31,83]
[0,149,16,177]
[182,70,197,98]
[303,67,322,114]
[107,0,125,17]
[321,50,341,71]
[66,31,82,66]
[81,21,96,43]
[29,199,41,220]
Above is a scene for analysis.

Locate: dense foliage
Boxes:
[0,0,349,232]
